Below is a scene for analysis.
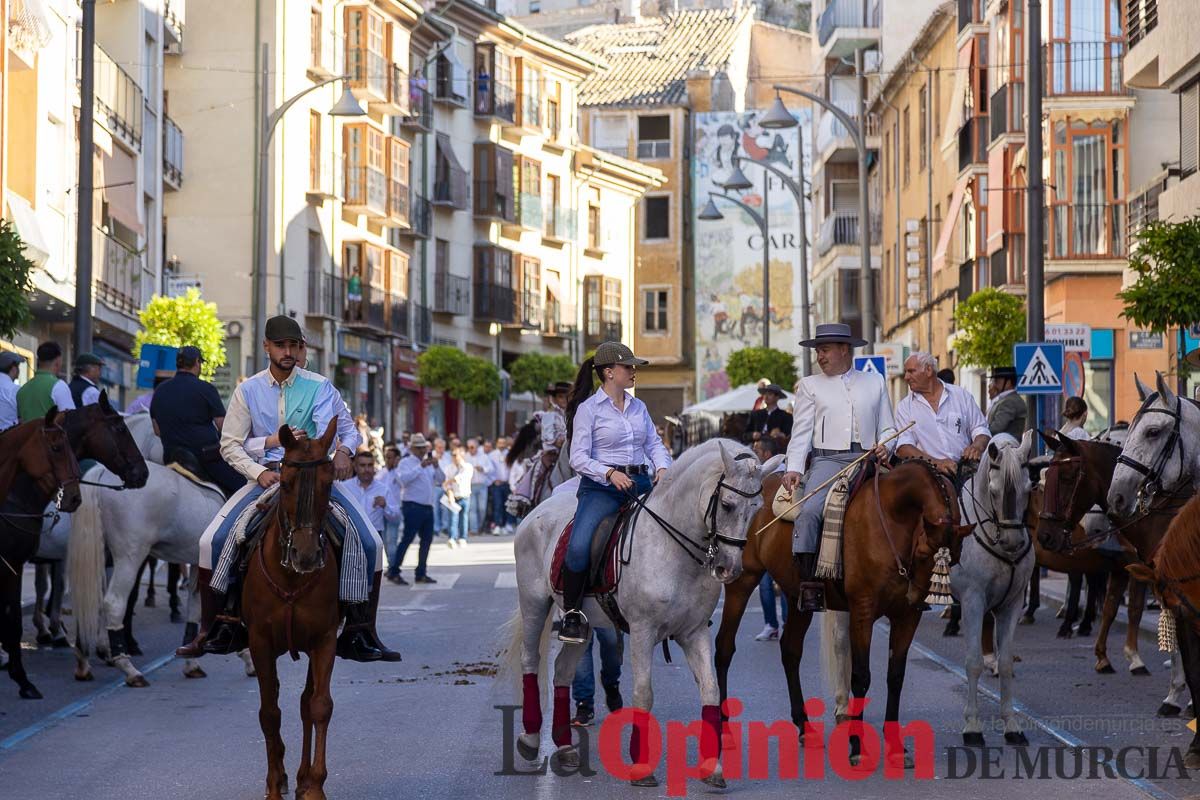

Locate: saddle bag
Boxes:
[772,484,799,522]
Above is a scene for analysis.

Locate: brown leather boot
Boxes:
[175,568,216,658]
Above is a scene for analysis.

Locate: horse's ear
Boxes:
[955,523,974,539]
[1156,371,1177,406]
[1038,428,1060,451]
[319,417,338,450]
[760,453,786,477]
[716,440,735,476]
[43,405,58,426]
[99,390,113,413]
[1134,373,1152,402]
[1018,429,1035,463]
[987,441,1000,462]
[1057,433,1080,455]
[1126,563,1157,584]
[279,425,298,450]
[52,411,67,428]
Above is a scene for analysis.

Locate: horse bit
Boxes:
[274,455,329,571]
[1116,394,1185,516]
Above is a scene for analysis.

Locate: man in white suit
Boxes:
[781,323,896,612]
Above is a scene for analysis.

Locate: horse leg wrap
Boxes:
[701,705,722,765]
[629,709,652,766]
[106,628,127,659]
[522,673,542,735]
[552,686,572,747]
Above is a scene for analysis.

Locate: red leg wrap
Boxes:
[522,673,542,735]
[701,705,722,764]
[552,686,572,747]
[629,709,650,766]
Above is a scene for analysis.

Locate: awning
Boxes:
[100,146,143,235]
[5,191,49,267]
[941,39,975,153]
[932,173,971,272]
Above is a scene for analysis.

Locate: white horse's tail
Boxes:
[496,603,554,703]
[820,609,852,719]
[67,477,108,655]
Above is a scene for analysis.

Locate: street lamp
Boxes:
[698,191,771,349]
[254,42,367,368]
[761,81,875,355]
[489,322,503,435]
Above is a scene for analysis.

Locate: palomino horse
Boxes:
[243,421,343,800]
[714,458,967,760]
[0,409,83,699]
[506,440,776,789]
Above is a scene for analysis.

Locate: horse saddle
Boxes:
[549,504,634,597]
[771,458,877,522]
[229,490,345,575]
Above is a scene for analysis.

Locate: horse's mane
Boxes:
[657,438,754,490]
[1155,494,1200,582]
[507,416,540,467]
[970,434,1026,509]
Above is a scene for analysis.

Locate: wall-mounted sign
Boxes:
[1129,331,1164,350]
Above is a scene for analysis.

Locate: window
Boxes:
[389,251,409,300]
[310,6,322,69]
[883,129,890,190]
[902,105,911,185]
[309,111,321,191]
[1048,117,1127,258]
[436,50,467,104]
[643,289,669,333]
[546,81,560,140]
[388,138,410,222]
[544,174,560,237]
[918,86,928,171]
[637,115,671,159]
[584,276,622,342]
[308,229,323,277]
[530,0,541,11]
[345,7,388,98]
[473,245,514,322]
[517,256,541,325]
[434,133,469,210]
[643,195,670,240]
[344,123,387,213]
[518,60,541,129]
[593,114,628,157]
[475,44,514,122]
[933,70,941,137]
[517,157,542,228]
[1182,80,1199,178]
[587,187,601,250]
[473,142,515,221]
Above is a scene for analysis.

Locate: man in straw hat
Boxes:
[781,323,897,612]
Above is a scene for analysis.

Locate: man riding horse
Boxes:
[781,323,896,613]
[894,352,990,483]
[177,315,398,662]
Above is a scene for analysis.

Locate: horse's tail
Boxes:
[497,601,553,703]
[820,609,852,719]
[67,474,108,655]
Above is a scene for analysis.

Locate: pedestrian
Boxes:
[1059,396,1090,441]
[443,443,474,547]
[391,433,443,584]
[986,366,1027,439]
[489,436,513,534]
[0,351,22,431]
[893,352,990,479]
[432,436,451,536]
[380,444,404,575]
[69,352,106,407]
[125,371,173,415]
[16,341,75,423]
[336,452,399,577]
[937,368,956,385]
[571,628,625,727]
[747,383,792,445]
[466,437,494,535]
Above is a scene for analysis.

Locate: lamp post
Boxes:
[713,164,771,349]
[254,42,366,368]
[760,83,875,354]
[699,191,770,349]
[489,321,502,436]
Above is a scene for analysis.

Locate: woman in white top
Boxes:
[442,445,475,546]
[1059,396,1090,441]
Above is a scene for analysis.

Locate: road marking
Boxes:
[380,592,446,614]
[495,572,517,589]
[409,572,460,590]
[909,638,1177,800]
[0,651,176,753]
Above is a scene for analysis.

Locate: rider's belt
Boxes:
[606,464,649,476]
[812,443,864,457]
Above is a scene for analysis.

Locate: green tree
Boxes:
[953,287,1026,369]
[508,352,576,395]
[0,219,36,339]
[416,345,501,406]
[1119,217,1200,362]
[133,289,227,380]
[725,346,798,389]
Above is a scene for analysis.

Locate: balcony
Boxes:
[414,304,432,346]
[508,291,542,330]
[816,210,880,257]
[79,39,143,150]
[1126,0,1158,49]
[1048,204,1127,261]
[344,166,388,218]
[473,180,514,222]
[473,283,516,324]
[475,77,516,124]
[163,114,183,190]
[1044,41,1131,98]
[164,0,184,53]
[543,206,577,243]
[585,319,622,349]
[399,195,431,239]
[815,102,880,163]
[817,0,881,58]
[94,228,151,317]
[378,65,410,115]
[988,84,1025,142]
[389,295,410,338]
[402,83,433,132]
[387,179,410,228]
[958,115,987,171]
[344,284,406,332]
[307,269,345,320]
[517,191,543,231]
[433,272,470,315]
[543,299,578,338]
[957,0,984,31]
[346,47,389,104]
[435,59,469,107]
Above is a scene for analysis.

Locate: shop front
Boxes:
[335,332,388,430]
[394,344,420,435]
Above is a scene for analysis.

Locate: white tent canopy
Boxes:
[681,383,794,415]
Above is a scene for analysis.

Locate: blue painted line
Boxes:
[0,651,176,753]
[909,638,1178,800]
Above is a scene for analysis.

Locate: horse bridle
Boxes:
[962,451,1029,557]
[1117,394,1185,515]
[0,422,81,525]
[1039,455,1085,531]
[274,455,329,571]
[874,458,959,580]
[74,412,144,491]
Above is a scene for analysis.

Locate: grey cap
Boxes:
[759,383,786,396]
[75,352,105,368]
[0,352,22,372]
[594,341,649,367]
[264,315,305,343]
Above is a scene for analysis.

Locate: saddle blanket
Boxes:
[815,474,851,580]
[549,510,630,596]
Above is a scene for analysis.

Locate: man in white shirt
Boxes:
[894,352,990,479]
[782,323,896,612]
[379,444,404,575]
[466,438,494,535]
[391,433,443,584]
[488,436,513,534]
[337,451,399,541]
[0,352,22,430]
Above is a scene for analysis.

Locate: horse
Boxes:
[243,420,343,800]
[504,440,777,789]
[951,431,1037,746]
[0,409,83,699]
[714,457,968,763]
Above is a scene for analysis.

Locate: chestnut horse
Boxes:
[0,408,83,699]
[243,420,342,800]
[715,458,968,764]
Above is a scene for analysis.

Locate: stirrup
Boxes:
[558,610,590,644]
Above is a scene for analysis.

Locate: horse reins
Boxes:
[1117,393,1187,515]
[959,449,1033,605]
[0,423,82,526]
[872,458,958,584]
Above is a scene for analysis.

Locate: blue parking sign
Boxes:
[1013,343,1064,395]
[853,355,887,377]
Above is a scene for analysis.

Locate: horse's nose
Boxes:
[1110,494,1128,518]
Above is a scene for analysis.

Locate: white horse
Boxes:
[952,430,1036,746]
[1109,372,1200,516]
[503,440,779,789]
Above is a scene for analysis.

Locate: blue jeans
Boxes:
[490,483,511,528]
[432,488,447,534]
[396,502,434,578]
[567,474,653,573]
[448,494,470,541]
[470,484,489,533]
[572,627,623,711]
[759,573,789,629]
[383,518,402,575]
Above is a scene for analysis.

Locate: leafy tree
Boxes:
[952,288,1026,369]
[417,345,501,406]
[0,219,36,339]
[457,357,502,406]
[133,288,227,380]
[509,352,576,395]
[1119,217,1200,378]
[725,346,798,389]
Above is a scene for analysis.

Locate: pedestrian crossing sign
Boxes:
[853,355,887,377]
[1013,342,1064,395]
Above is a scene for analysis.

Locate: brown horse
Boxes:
[243,420,342,800]
[716,459,968,764]
[0,408,83,699]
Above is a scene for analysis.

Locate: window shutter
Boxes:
[497,147,515,221]
[1181,81,1199,178]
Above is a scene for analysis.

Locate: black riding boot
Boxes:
[336,601,385,662]
[558,567,590,644]
[366,572,402,662]
[176,568,216,658]
[793,552,826,613]
[203,582,248,655]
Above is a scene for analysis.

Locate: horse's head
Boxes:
[20,407,82,512]
[979,431,1034,552]
[64,393,149,488]
[1036,430,1098,552]
[700,441,777,583]
[276,418,338,574]
[1109,373,1187,520]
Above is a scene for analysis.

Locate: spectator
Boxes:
[336,451,399,568]
[433,437,452,536]
[443,443,474,546]
[380,444,404,577]
[17,341,75,422]
[1060,396,1090,441]
[0,351,21,431]
[391,434,443,585]
[466,437,494,535]
[489,436,514,534]
[70,352,105,407]
[937,368,956,385]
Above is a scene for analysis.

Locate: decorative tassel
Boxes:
[924,547,955,606]
[1158,607,1178,653]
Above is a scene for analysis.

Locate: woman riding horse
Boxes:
[557,341,672,644]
